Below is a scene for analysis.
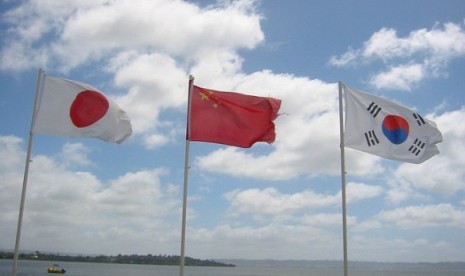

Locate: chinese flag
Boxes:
[188,85,281,148]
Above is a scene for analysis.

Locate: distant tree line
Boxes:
[0,251,235,267]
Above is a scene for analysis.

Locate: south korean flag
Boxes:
[344,86,442,164]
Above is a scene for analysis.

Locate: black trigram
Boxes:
[413,113,426,126]
[364,130,380,147]
[408,138,426,156]
[367,102,381,118]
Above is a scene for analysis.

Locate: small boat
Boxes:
[47,264,66,274]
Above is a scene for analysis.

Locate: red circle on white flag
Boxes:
[70,90,109,128]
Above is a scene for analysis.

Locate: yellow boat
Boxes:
[47,264,66,274]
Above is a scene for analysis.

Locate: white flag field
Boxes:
[344,85,443,164]
[32,75,132,144]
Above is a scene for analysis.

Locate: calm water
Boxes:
[1,259,465,276]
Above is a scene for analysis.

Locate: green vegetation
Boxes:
[0,251,235,267]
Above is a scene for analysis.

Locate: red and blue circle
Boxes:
[382,115,409,144]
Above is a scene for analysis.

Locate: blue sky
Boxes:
[1,0,465,263]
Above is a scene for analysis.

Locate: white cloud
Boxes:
[349,234,460,262]
[58,142,92,167]
[0,135,181,254]
[109,52,187,136]
[362,28,407,60]
[369,63,425,91]
[224,187,339,219]
[0,0,99,71]
[328,48,359,67]
[345,182,383,202]
[0,136,26,235]
[352,219,382,232]
[143,133,171,149]
[301,213,356,227]
[0,0,384,182]
[1,0,465,262]
[1,0,263,72]
[187,223,341,260]
[377,204,465,229]
[95,168,178,221]
[0,0,266,149]
[195,72,383,180]
[0,136,24,172]
[224,183,382,221]
[387,108,465,202]
[385,183,416,205]
[329,22,465,90]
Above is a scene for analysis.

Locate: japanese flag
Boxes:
[32,75,132,144]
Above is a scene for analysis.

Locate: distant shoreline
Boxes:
[220,259,465,271]
[0,251,235,267]
[2,251,465,270]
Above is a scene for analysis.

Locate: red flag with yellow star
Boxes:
[188,85,281,148]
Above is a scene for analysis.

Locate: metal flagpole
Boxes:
[338,81,349,276]
[180,75,194,276]
[11,68,44,276]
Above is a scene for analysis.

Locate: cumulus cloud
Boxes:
[187,223,341,260]
[369,63,425,91]
[58,142,93,167]
[377,204,465,229]
[0,136,26,233]
[0,0,385,179]
[224,182,382,221]
[387,108,465,203]
[108,52,187,145]
[345,182,383,202]
[0,0,264,149]
[195,72,383,180]
[1,0,465,261]
[329,22,465,90]
[301,213,357,227]
[225,187,339,218]
[1,0,263,71]
[0,135,180,254]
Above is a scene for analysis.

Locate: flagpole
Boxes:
[338,81,349,276]
[11,68,44,276]
[180,75,194,276]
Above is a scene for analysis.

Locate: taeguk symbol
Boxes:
[382,115,409,144]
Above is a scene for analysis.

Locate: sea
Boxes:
[1,259,465,276]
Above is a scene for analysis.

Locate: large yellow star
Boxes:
[199,92,209,101]
[199,91,220,108]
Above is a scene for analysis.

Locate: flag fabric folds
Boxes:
[344,86,442,163]
[32,75,132,144]
[188,85,281,148]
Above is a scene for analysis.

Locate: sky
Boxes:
[1,0,465,263]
